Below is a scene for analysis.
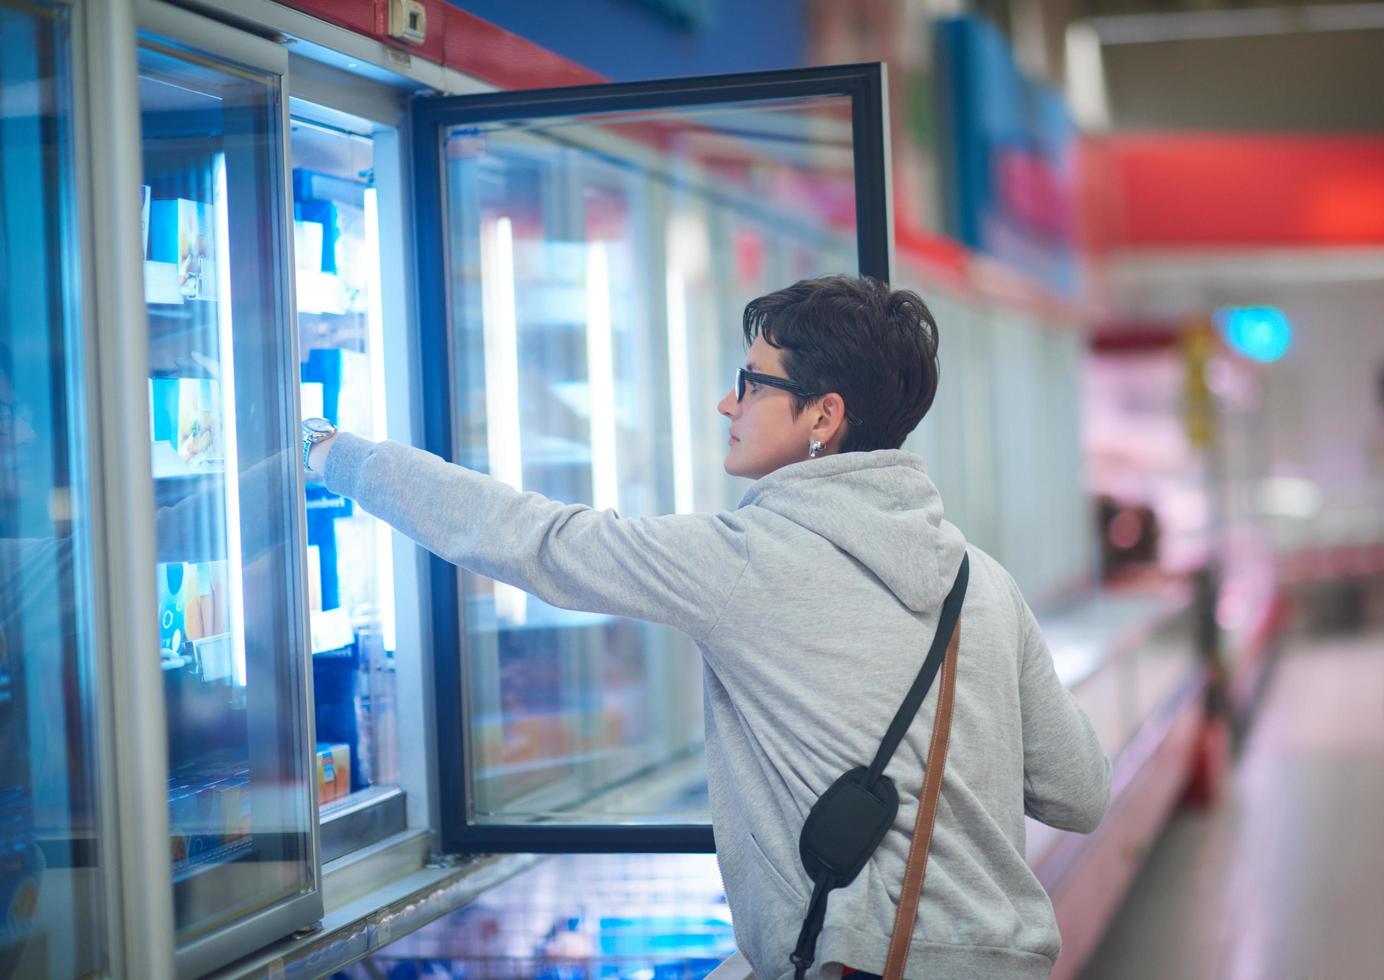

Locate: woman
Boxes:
[305,275,1111,979]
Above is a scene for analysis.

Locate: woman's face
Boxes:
[718,337,823,480]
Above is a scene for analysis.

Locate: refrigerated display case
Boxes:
[288,111,405,856]
[0,2,108,975]
[135,3,319,971]
[412,65,892,852]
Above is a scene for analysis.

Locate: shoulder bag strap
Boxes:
[865,555,968,785]
[882,611,960,980]
[790,556,970,980]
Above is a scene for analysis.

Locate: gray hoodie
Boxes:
[324,434,1111,980]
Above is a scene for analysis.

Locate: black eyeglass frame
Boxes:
[736,368,863,427]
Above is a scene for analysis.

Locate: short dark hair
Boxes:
[742,275,940,453]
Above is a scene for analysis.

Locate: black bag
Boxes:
[790,554,970,979]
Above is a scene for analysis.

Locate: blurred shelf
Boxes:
[170,836,254,884]
[296,269,368,317]
[152,441,225,480]
[161,633,236,681]
[147,305,221,374]
[148,360,218,381]
[1037,584,1190,690]
[318,785,408,864]
[298,309,368,322]
[144,260,220,309]
[153,502,229,566]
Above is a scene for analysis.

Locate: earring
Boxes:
[808,439,822,458]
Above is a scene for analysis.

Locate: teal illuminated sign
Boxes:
[1215,306,1292,363]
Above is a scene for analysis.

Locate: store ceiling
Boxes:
[1069,1,1384,130]
[1076,0,1380,13]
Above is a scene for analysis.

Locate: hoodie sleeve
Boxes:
[1016,598,1112,833]
[324,433,749,640]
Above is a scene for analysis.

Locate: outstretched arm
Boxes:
[1018,599,1112,833]
[320,432,749,640]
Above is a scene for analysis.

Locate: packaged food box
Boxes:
[316,742,351,805]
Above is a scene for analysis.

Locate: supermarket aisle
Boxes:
[1082,628,1384,979]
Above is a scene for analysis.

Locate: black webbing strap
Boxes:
[790,553,970,980]
[866,554,970,786]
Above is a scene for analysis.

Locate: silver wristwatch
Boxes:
[302,417,337,471]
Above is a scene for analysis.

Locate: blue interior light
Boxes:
[1215,306,1292,363]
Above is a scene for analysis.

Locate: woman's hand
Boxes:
[308,432,340,475]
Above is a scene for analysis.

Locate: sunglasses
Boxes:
[735,368,862,426]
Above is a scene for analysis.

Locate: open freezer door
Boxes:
[410,64,892,853]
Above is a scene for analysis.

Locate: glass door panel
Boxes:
[136,19,315,953]
[0,2,107,974]
[414,66,889,850]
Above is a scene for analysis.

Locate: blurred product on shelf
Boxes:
[313,635,366,795]
[148,198,217,301]
[149,378,223,477]
[316,743,352,805]
[157,560,231,671]
[166,759,252,876]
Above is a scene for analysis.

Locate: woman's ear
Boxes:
[812,393,848,449]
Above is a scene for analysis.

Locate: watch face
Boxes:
[303,417,335,435]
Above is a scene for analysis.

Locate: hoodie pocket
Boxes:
[747,830,806,903]
[732,831,811,977]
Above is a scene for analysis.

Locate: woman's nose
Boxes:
[717,389,737,418]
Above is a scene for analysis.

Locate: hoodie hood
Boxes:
[739,450,968,614]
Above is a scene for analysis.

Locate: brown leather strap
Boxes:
[882,618,960,980]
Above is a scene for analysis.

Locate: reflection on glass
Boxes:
[138,37,312,941]
[288,118,399,814]
[343,854,733,976]
[442,98,860,825]
[0,2,106,974]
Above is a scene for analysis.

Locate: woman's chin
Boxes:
[724,456,767,481]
